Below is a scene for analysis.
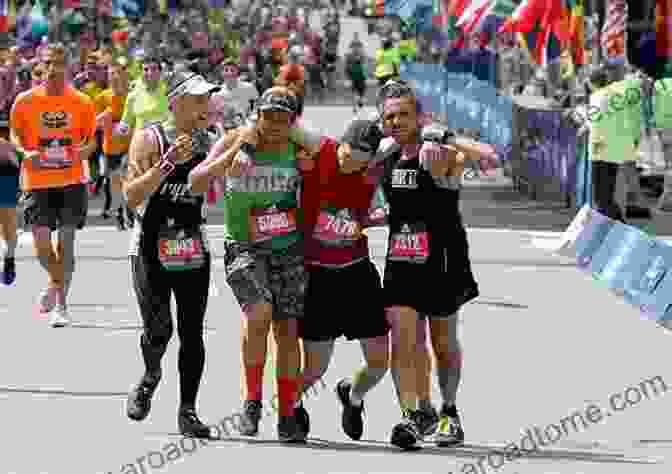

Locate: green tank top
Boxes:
[221,142,302,252]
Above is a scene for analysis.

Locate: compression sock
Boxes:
[244,365,264,401]
[436,314,463,408]
[299,340,334,405]
[3,235,16,258]
[350,336,389,406]
[277,377,299,417]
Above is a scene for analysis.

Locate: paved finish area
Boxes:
[4,14,672,474]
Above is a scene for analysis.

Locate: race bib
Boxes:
[313,207,362,247]
[391,169,418,189]
[158,227,206,271]
[38,138,74,169]
[249,206,297,243]
[389,223,430,263]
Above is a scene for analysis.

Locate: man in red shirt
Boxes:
[296,119,390,441]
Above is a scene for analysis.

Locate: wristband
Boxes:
[158,148,177,177]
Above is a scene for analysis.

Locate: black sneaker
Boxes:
[126,374,160,421]
[179,408,217,439]
[335,379,364,440]
[414,406,439,438]
[435,407,464,446]
[626,205,652,219]
[294,402,310,440]
[390,409,421,450]
[278,414,306,443]
[238,400,263,436]
[2,257,16,285]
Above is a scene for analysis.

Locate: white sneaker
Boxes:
[49,305,71,328]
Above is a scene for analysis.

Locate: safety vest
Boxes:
[654,78,672,129]
[375,48,399,78]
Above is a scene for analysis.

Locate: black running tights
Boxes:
[131,254,210,408]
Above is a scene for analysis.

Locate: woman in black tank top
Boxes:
[123,71,222,440]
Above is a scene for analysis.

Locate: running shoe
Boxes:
[294,401,310,439]
[415,405,439,437]
[390,409,421,450]
[37,288,56,314]
[277,414,306,443]
[626,205,652,219]
[335,379,364,440]
[179,408,217,439]
[238,400,263,436]
[49,305,71,328]
[127,374,161,421]
[2,257,16,285]
[435,408,464,446]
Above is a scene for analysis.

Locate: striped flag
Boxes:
[601,0,627,64]
[0,0,15,33]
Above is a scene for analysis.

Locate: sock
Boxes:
[54,287,66,307]
[3,237,16,258]
[277,377,299,417]
[437,352,463,409]
[350,366,387,407]
[391,364,402,407]
[244,365,264,401]
[442,403,458,417]
[418,399,435,414]
[179,404,195,414]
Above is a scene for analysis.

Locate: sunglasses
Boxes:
[376,79,414,109]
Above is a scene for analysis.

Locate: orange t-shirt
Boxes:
[97,89,131,156]
[11,85,97,191]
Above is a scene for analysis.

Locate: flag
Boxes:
[443,0,469,41]
[657,0,672,60]
[456,0,490,33]
[518,22,562,66]
[0,0,15,32]
[601,0,627,64]
[566,0,585,65]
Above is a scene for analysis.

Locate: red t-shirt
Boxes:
[301,137,376,268]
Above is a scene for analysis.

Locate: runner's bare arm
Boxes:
[124,130,163,209]
[189,127,251,193]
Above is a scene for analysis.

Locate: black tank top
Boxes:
[380,149,462,248]
[134,124,208,259]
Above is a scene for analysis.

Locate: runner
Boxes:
[10,43,98,327]
[344,37,368,114]
[344,80,480,449]
[118,53,170,138]
[96,58,132,230]
[297,119,390,441]
[123,69,220,439]
[213,58,258,119]
[0,39,20,285]
[189,87,308,443]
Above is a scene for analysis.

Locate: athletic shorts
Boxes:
[300,259,389,341]
[383,239,479,318]
[23,183,88,230]
[352,79,366,97]
[102,153,127,177]
[0,174,19,208]
[223,240,308,320]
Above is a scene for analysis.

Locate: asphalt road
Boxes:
[3,13,672,474]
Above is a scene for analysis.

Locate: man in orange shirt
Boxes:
[96,59,131,230]
[10,43,97,327]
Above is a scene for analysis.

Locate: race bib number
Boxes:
[313,207,362,247]
[391,169,418,189]
[388,223,430,263]
[158,227,206,271]
[249,206,297,243]
[38,138,74,169]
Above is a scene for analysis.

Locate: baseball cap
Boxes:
[257,88,298,114]
[166,70,221,99]
[340,119,384,155]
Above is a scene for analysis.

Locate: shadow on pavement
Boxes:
[470,299,529,309]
